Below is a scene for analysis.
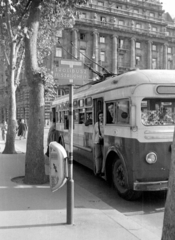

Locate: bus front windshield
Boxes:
[141,98,175,126]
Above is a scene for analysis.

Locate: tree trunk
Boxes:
[161,132,175,240]
[24,0,47,184]
[24,82,46,184]
[3,41,17,154]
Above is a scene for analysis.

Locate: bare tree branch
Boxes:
[6,0,14,41]
[16,0,32,31]
[15,48,25,87]
[16,36,24,56]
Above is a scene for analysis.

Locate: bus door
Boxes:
[51,107,56,122]
[93,98,104,124]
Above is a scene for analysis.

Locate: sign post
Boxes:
[67,82,74,224]
[53,59,89,225]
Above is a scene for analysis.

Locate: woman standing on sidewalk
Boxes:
[17,119,27,140]
[1,121,8,141]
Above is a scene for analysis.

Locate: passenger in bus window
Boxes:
[85,113,92,126]
[141,108,149,125]
[163,108,173,123]
[155,103,160,112]
[107,103,114,123]
[93,111,104,176]
[79,113,84,124]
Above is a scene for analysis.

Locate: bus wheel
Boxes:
[112,159,141,201]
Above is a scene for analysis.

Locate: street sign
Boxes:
[53,59,89,85]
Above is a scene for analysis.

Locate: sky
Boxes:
[161,0,175,18]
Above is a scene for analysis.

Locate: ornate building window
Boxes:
[136,23,141,29]
[116,5,122,9]
[134,9,139,14]
[80,49,86,62]
[98,1,104,6]
[55,47,62,57]
[168,47,172,54]
[136,56,141,66]
[152,58,157,69]
[118,55,124,67]
[100,51,105,62]
[56,30,62,38]
[80,13,86,19]
[100,16,106,22]
[136,42,141,49]
[152,45,157,51]
[100,36,105,43]
[152,27,157,32]
[119,39,124,48]
[80,33,86,41]
[166,31,170,36]
[119,20,124,26]
[168,59,172,69]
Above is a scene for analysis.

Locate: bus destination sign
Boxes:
[53,59,89,85]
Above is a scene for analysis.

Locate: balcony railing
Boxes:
[76,18,174,40]
[80,3,165,24]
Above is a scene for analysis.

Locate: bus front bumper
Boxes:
[134,180,168,191]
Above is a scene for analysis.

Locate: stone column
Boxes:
[112,34,118,74]
[130,37,136,68]
[93,29,99,79]
[72,28,78,59]
[163,43,168,69]
[148,40,152,69]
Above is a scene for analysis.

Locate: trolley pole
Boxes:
[67,83,74,224]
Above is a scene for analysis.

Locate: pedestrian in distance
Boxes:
[23,120,28,139]
[17,119,27,140]
[1,120,8,141]
[93,111,104,177]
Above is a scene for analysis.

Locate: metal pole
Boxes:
[67,84,74,224]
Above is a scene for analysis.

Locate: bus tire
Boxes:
[112,158,142,201]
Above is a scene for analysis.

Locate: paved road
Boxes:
[5,128,165,239]
[73,161,165,239]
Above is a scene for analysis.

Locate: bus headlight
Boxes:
[145,152,157,164]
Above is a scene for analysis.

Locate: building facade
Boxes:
[0,0,175,124]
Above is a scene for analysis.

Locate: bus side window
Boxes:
[59,112,61,123]
[56,112,59,122]
[85,112,92,126]
[51,107,56,122]
[61,111,64,123]
[64,115,69,129]
[94,98,103,123]
[74,109,79,123]
[79,109,85,124]
[117,100,129,124]
[106,102,115,124]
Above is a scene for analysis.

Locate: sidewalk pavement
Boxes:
[0,139,161,240]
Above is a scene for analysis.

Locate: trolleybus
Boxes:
[51,70,175,200]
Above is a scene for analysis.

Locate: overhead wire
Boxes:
[57,38,117,81]
[57,39,103,79]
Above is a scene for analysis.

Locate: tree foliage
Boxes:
[0,0,29,153]
[0,0,28,87]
